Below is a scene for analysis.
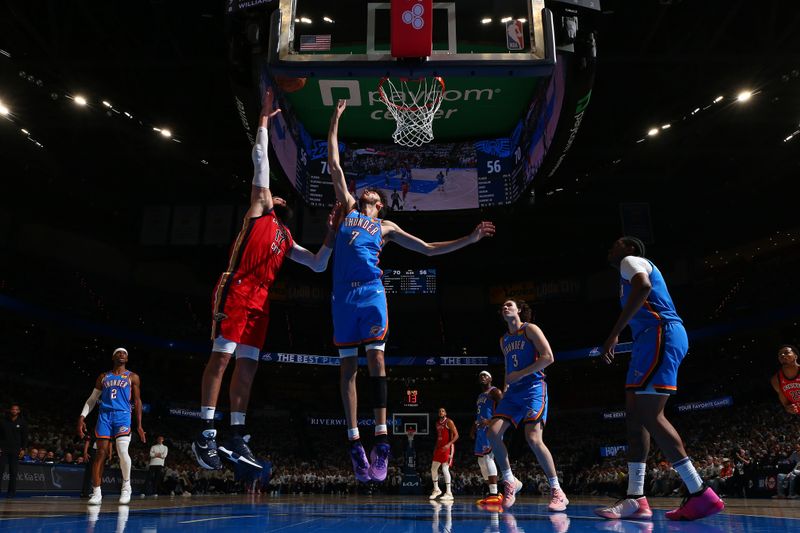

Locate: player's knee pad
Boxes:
[485,452,498,477]
[370,376,387,409]
[338,347,358,358]
[212,336,237,355]
[235,344,260,361]
[478,456,490,480]
[441,463,451,483]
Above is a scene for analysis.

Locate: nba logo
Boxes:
[506,20,524,50]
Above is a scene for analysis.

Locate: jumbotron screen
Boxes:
[382,269,437,295]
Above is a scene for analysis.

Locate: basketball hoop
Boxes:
[378,76,445,147]
[406,427,417,443]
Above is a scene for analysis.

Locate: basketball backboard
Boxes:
[391,412,430,435]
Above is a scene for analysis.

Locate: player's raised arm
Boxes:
[382,220,495,256]
[247,88,282,219]
[288,202,341,272]
[328,99,356,211]
[131,372,146,443]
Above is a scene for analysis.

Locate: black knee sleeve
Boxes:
[370,376,388,409]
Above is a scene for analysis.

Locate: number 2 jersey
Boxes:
[100,370,132,412]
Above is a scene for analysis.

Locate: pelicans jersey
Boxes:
[211,210,294,348]
[621,257,688,395]
[95,370,133,439]
[433,417,454,465]
[495,324,548,427]
[332,209,388,348]
[776,368,800,407]
[474,387,497,456]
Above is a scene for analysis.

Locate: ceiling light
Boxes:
[74,95,87,106]
[300,17,312,24]
[102,100,112,107]
[323,16,334,23]
[0,103,9,116]
[647,128,659,136]
[160,129,172,138]
[661,123,671,129]
[517,18,527,23]
[736,90,752,102]
[501,17,513,23]
[713,96,723,103]
[481,18,492,24]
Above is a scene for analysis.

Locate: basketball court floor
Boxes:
[1,495,797,532]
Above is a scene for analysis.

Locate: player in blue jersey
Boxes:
[486,300,568,511]
[77,347,146,505]
[328,99,495,483]
[595,237,724,521]
[472,370,503,505]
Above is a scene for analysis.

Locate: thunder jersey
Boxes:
[501,323,544,392]
[333,209,383,289]
[436,417,452,447]
[621,259,682,338]
[99,370,132,412]
[476,387,497,423]
[777,368,800,406]
[222,211,294,289]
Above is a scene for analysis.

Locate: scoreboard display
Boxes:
[382,269,437,295]
[403,389,420,408]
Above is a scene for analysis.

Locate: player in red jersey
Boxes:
[429,407,459,501]
[771,344,800,414]
[193,88,339,471]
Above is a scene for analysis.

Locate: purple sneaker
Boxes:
[368,442,391,482]
[349,441,371,482]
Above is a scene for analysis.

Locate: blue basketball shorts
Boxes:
[332,280,389,347]
[95,410,132,439]
[474,426,493,456]
[626,321,688,395]
[493,382,548,428]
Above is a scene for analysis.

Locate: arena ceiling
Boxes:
[1,0,798,275]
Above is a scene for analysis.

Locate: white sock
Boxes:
[549,476,561,491]
[347,427,360,441]
[201,406,216,420]
[374,424,388,436]
[231,411,246,426]
[489,483,498,494]
[627,462,647,496]
[674,457,704,494]
[500,468,514,483]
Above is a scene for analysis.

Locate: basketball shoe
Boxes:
[501,477,523,508]
[219,433,262,470]
[368,442,391,482]
[548,487,569,512]
[349,440,371,482]
[192,428,222,470]
[665,486,724,521]
[594,496,653,520]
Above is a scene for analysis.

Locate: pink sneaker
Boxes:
[594,496,653,519]
[502,478,523,508]
[666,487,725,521]
[548,488,569,512]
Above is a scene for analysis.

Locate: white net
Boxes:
[378,77,445,147]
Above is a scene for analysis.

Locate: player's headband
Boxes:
[479,371,492,380]
[113,347,128,356]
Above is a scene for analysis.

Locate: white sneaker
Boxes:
[88,489,103,505]
[440,492,454,501]
[119,483,132,504]
[429,487,442,500]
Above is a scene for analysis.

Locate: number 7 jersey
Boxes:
[333,209,383,289]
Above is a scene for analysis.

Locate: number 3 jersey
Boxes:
[100,370,132,412]
[501,323,545,394]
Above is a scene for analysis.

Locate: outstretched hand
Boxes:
[327,201,343,231]
[332,99,347,121]
[472,221,496,241]
[261,88,282,119]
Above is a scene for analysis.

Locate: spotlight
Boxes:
[0,103,9,116]
[21,128,29,135]
[74,95,87,106]
[517,18,527,23]
[160,129,172,138]
[481,18,492,24]
[501,17,513,23]
[300,17,312,24]
[323,16,334,23]
[102,100,112,108]
[736,90,752,102]
[713,95,723,103]
[647,128,659,136]
[661,123,671,129]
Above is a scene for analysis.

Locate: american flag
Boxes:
[299,34,331,51]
